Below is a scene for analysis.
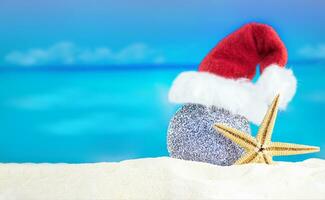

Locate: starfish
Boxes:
[214,94,320,165]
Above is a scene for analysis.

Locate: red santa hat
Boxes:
[169,23,297,125]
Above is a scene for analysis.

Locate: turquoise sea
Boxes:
[0,64,324,163]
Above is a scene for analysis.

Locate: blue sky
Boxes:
[0,0,325,66]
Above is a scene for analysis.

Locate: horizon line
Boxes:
[0,59,324,72]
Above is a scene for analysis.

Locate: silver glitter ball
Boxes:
[167,104,251,166]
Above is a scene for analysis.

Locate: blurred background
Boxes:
[0,0,324,163]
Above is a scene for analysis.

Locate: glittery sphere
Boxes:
[167,104,251,166]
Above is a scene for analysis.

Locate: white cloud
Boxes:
[4,42,165,66]
[298,44,325,59]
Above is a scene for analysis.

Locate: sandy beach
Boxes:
[0,157,325,199]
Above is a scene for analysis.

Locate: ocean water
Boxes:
[0,64,324,163]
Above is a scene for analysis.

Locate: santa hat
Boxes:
[168,23,297,125]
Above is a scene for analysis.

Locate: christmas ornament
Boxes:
[215,95,320,164]
[167,23,298,165]
[167,104,250,166]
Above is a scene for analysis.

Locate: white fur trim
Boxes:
[168,64,297,125]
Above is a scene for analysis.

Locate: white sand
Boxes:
[0,157,325,200]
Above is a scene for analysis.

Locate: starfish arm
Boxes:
[256,94,280,146]
[266,142,320,156]
[235,151,259,165]
[214,124,257,150]
[260,153,273,164]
